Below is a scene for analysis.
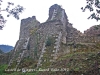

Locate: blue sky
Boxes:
[0,0,100,46]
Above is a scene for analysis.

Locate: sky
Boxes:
[0,0,100,47]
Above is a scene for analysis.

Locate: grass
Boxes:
[39,36,56,68]
[56,51,100,72]
[1,71,39,75]
[40,45,54,68]
[18,57,36,69]
[2,36,100,75]
[0,64,8,75]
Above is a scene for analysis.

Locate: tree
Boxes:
[81,0,100,21]
[0,0,24,29]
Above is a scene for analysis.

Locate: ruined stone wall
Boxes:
[7,4,100,70]
[67,36,100,43]
[47,4,69,44]
[39,20,63,36]
[29,20,63,59]
[19,16,40,39]
[13,4,84,60]
[15,16,40,51]
[84,25,100,36]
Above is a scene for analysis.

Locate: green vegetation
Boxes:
[0,56,39,75]
[40,36,56,68]
[30,28,38,35]
[34,32,40,59]
[1,41,100,75]
[51,42,100,74]
[0,1,24,29]
[94,25,100,30]
[82,0,100,21]
[1,34,100,75]
[48,51,100,75]
[1,71,39,75]
[0,64,8,75]
[18,57,36,69]
[41,44,55,68]
[45,37,55,46]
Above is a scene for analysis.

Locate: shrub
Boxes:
[0,64,7,74]
[45,37,53,46]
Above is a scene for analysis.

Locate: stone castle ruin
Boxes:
[7,4,100,70]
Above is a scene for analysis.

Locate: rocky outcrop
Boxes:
[84,25,100,36]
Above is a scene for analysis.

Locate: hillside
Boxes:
[0,49,4,54]
[0,45,14,53]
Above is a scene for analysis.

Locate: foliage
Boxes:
[45,37,54,46]
[0,64,8,74]
[34,32,40,59]
[34,46,38,58]
[81,0,100,21]
[0,0,24,29]
[30,28,38,35]
[94,25,100,30]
